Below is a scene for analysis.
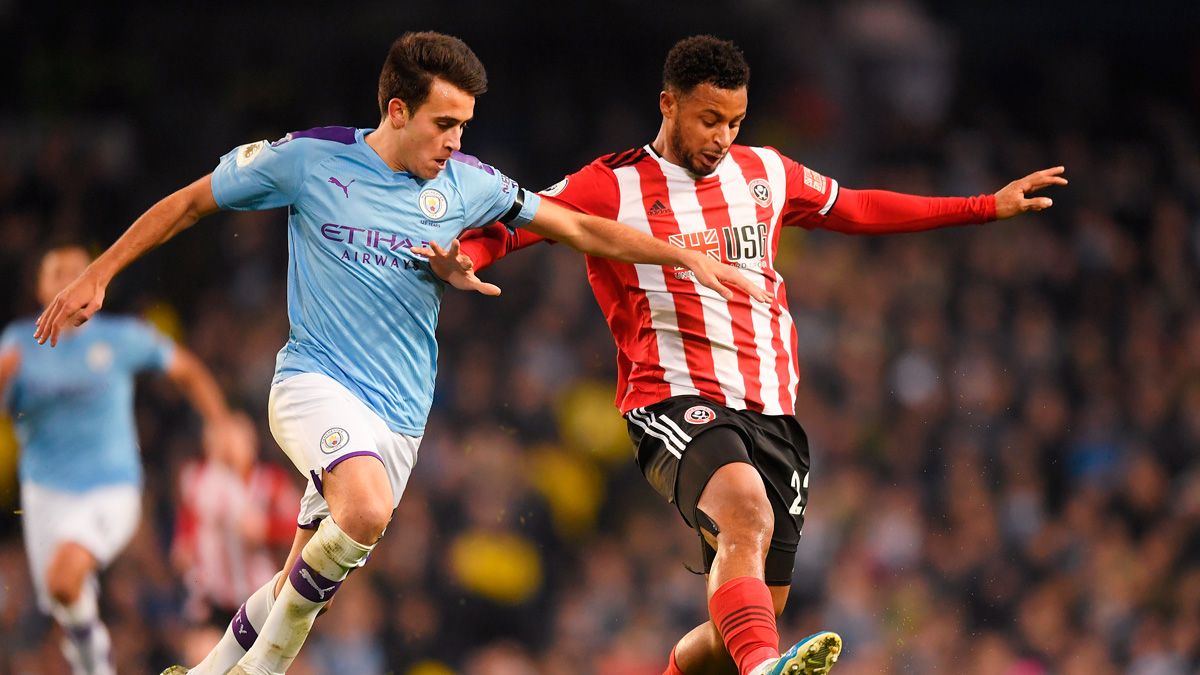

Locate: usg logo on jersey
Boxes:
[748,178,772,207]
[320,427,350,454]
[235,140,267,168]
[418,188,448,220]
[541,177,568,197]
[685,405,716,424]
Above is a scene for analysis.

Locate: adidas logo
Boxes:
[648,200,672,216]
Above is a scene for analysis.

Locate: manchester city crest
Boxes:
[418,188,448,220]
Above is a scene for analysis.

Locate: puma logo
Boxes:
[328,176,356,198]
[299,568,336,600]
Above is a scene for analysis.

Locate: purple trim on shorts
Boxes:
[288,557,342,603]
[231,603,258,651]
[325,451,383,473]
[309,470,324,497]
[450,151,495,175]
[290,126,357,145]
[297,518,322,530]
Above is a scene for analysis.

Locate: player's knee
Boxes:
[46,572,83,606]
[336,500,393,544]
[711,498,774,550]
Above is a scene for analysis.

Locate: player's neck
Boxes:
[364,126,410,174]
[650,125,677,167]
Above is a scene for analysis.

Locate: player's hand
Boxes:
[411,239,502,297]
[681,250,773,303]
[994,166,1068,219]
[34,270,107,347]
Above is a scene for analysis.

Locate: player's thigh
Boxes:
[628,397,756,531]
[269,373,413,530]
[322,454,393,528]
[695,459,774,537]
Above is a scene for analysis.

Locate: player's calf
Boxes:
[234,517,373,673]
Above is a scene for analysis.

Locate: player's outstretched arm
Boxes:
[34,175,221,346]
[994,166,1068,219]
[816,166,1067,235]
[165,345,234,456]
[523,200,771,302]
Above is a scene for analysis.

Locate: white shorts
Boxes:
[268,372,421,529]
[21,481,142,609]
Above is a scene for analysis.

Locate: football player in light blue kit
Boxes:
[35,32,768,675]
[1,245,232,675]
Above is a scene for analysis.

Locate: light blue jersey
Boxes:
[0,315,175,491]
[210,127,540,435]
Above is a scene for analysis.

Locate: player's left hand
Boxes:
[411,239,502,296]
[994,166,1068,219]
[34,270,107,347]
[682,250,774,303]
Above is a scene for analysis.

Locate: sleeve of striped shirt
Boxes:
[777,152,996,233]
[458,161,620,271]
[457,224,544,272]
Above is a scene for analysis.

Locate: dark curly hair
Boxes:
[377,31,488,116]
[662,35,750,94]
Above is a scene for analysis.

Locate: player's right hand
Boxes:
[412,239,502,297]
[34,271,107,347]
[682,250,773,303]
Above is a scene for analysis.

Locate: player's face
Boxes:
[664,83,748,176]
[37,248,90,306]
[397,77,475,180]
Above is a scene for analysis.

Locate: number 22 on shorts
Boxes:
[789,470,809,517]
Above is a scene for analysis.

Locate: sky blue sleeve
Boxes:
[459,163,541,230]
[210,137,311,211]
[121,319,177,374]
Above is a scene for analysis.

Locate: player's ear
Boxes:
[659,90,675,119]
[386,98,409,129]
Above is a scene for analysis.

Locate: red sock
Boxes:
[663,645,685,675]
[708,577,780,675]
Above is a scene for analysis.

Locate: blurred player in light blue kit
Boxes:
[0,245,232,675]
[33,32,765,675]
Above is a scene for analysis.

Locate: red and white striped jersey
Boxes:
[545,144,832,416]
[174,460,300,611]
[460,143,994,417]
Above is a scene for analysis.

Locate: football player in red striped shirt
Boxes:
[424,35,1065,675]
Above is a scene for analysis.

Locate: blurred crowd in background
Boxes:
[3,0,1200,673]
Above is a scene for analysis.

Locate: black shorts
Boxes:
[626,395,811,586]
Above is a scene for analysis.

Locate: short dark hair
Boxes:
[663,35,750,94]
[377,31,488,117]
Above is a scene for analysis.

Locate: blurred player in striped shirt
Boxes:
[173,412,299,636]
[434,35,1066,675]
